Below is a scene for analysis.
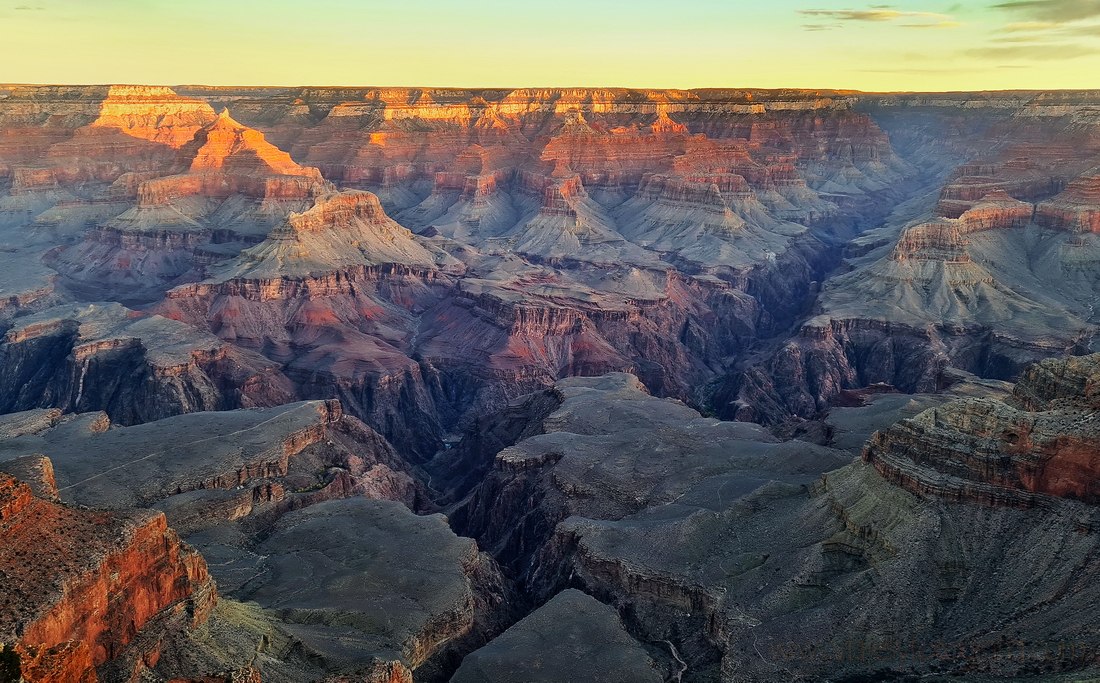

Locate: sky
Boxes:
[2,0,1098,91]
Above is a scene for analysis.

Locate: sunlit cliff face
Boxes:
[185,109,314,176]
[88,85,216,147]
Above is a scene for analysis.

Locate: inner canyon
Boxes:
[1,84,1099,683]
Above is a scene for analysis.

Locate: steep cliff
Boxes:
[863,353,1100,506]
[1036,170,1100,234]
[0,303,295,425]
[0,468,215,683]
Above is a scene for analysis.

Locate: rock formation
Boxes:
[718,105,1100,424]
[0,400,459,681]
[0,400,421,513]
[957,189,1033,232]
[1036,170,1100,234]
[236,498,512,681]
[215,189,443,278]
[48,110,330,301]
[0,303,294,424]
[864,353,1100,506]
[0,85,924,452]
[0,86,215,193]
[0,466,215,682]
[449,374,851,578]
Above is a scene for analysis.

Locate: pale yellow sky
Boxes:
[2,0,1098,90]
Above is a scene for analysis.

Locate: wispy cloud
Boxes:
[798,7,959,30]
[990,0,1100,23]
[1067,23,1100,36]
[966,42,1100,59]
[799,8,951,22]
[992,18,1100,42]
[968,2,1100,62]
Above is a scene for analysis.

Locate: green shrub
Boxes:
[0,644,19,683]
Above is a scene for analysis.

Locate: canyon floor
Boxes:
[0,85,1099,682]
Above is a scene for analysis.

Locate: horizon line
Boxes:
[3,82,1099,96]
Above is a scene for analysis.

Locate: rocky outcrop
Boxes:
[45,110,331,302]
[0,86,216,191]
[137,109,325,205]
[716,310,1082,424]
[235,498,513,680]
[1012,352,1100,411]
[0,454,59,501]
[158,204,811,459]
[1036,170,1100,234]
[0,399,438,682]
[159,262,452,459]
[1,86,919,460]
[0,400,423,518]
[0,467,215,682]
[957,190,1033,232]
[890,219,971,262]
[721,127,1098,425]
[0,303,295,426]
[6,84,1100,683]
[935,153,1069,218]
[863,353,1100,506]
[205,86,906,260]
[218,189,445,278]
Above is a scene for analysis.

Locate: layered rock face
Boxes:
[215,189,442,276]
[139,109,325,205]
[155,184,789,459]
[956,189,1033,232]
[719,98,1100,424]
[0,86,223,312]
[196,88,900,233]
[0,85,920,453]
[0,303,295,425]
[48,109,330,301]
[0,466,215,683]
[864,353,1100,506]
[1036,171,1100,234]
[936,154,1067,219]
[0,86,215,193]
[154,190,455,458]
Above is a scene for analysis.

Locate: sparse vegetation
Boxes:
[0,644,21,683]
